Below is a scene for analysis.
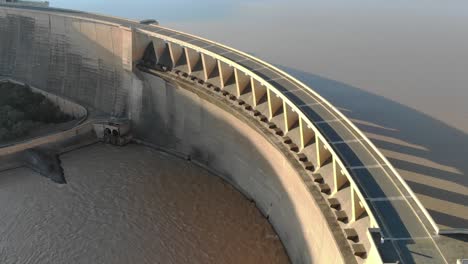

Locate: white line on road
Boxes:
[314,119,345,124]
[282,88,304,94]
[185,38,202,43]
[266,76,286,82]
[382,236,435,241]
[366,196,414,202]
[201,44,217,49]
[219,50,233,55]
[252,66,269,71]
[235,58,251,63]
[152,28,166,33]
[298,102,322,107]
[330,139,365,144]
[169,32,183,37]
[347,164,388,170]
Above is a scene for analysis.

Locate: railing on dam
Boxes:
[132,26,446,263]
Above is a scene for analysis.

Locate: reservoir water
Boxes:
[0,143,289,264]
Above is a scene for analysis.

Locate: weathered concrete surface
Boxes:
[131,72,349,263]
[0,7,131,116]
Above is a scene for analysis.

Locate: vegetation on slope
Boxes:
[0,82,72,143]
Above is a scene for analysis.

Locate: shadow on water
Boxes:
[280,66,468,230]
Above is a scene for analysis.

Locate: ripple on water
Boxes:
[0,143,290,264]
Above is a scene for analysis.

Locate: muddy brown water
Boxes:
[0,143,289,264]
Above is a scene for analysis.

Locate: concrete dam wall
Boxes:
[132,73,351,263]
[0,7,353,263]
[0,7,132,116]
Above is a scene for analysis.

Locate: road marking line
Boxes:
[185,38,202,43]
[366,196,414,202]
[169,32,183,37]
[314,119,344,124]
[298,102,322,107]
[347,164,388,169]
[266,76,286,82]
[152,28,166,33]
[219,50,233,55]
[252,66,269,71]
[382,236,434,241]
[235,58,251,63]
[202,44,217,49]
[282,88,304,94]
[330,139,365,144]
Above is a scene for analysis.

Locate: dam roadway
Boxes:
[0,4,465,264]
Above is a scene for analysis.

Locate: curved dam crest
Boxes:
[131,72,346,263]
[0,4,466,264]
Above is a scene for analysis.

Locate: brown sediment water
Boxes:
[0,143,289,264]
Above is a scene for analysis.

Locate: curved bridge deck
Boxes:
[1,4,463,263]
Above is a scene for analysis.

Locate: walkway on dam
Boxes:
[1,4,465,263]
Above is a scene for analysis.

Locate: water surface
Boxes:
[0,143,289,264]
